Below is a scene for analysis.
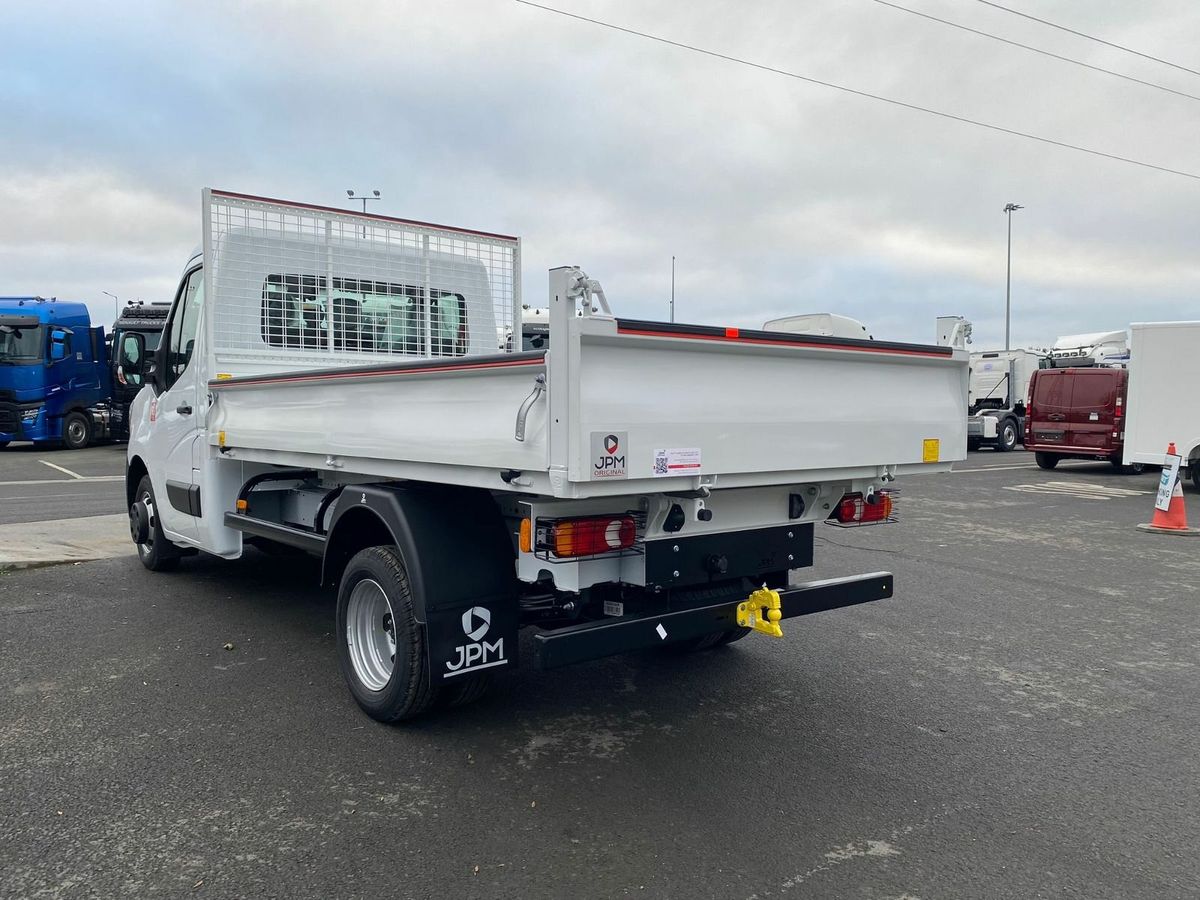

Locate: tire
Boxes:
[1192,466,1200,492]
[996,419,1018,452]
[337,544,476,722]
[1111,458,1144,475]
[132,475,180,572]
[1035,452,1060,470]
[63,411,92,450]
[663,627,747,654]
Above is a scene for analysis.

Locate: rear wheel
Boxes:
[1035,452,1060,470]
[131,475,180,572]
[63,411,92,450]
[1111,458,1145,475]
[663,627,748,653]
[336,545,490,722]
[996,419,1018,452]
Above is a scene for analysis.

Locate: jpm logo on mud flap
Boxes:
[590,430,628,479]
[445,606,506,678]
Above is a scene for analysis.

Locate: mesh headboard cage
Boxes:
[204,189,520,374]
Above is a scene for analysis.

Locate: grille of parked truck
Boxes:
[121,189,969,722]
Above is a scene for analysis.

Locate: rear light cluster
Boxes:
[829,491,894,527]
[522,515,638,558]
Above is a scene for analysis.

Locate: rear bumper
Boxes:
[532,572,893,670]
[1023,441,1117,459]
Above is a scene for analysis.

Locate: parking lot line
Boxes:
[0,475,124,487]
[38,459,85,479]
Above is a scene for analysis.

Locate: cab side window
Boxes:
[165,269,204,390]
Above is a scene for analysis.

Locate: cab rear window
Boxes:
[260,275,466,357]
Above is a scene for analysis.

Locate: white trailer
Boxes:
[121,189,968,722]
[1123,321,1200,489]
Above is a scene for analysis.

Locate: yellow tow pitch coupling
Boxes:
[736,586,784,638]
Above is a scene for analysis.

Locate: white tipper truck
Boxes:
[121,189,968,722]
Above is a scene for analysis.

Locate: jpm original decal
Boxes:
[590,431,628,479]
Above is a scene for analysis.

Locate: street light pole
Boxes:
[1003,203,1023,351]
[670,256,675,323]
[346,189,381,238]
[101,291,119,324]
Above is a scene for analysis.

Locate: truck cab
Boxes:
[108,301,170,440]
[0,297,112,450]
[965,349,1045,452]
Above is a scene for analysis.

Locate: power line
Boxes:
[873,0,1200,104]
[972,0,1200,79]
[513,0,1200,181]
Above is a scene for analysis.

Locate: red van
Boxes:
[1024,367,1143,472]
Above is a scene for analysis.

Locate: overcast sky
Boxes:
[2,0,1198,348]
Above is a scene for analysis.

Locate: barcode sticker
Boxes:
[652,447,702,477]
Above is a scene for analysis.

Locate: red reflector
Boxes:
[549,516,637,558]
[724,327,740,338]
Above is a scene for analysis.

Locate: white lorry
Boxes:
[121,190,968,722]
[934,316,1043,452]
[1049,330,1129,368]
[1122,321,1200,490]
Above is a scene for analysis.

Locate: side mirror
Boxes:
[117,332,147,386]
[49,329,67,362]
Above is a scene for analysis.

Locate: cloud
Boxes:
[1,0,1197,344]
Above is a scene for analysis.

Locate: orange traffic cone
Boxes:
[1138,442,1199,536]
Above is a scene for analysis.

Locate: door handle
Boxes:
[176,404,193,415]
[1047,413,1065,421]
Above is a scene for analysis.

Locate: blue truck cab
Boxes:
[0,297,113,449]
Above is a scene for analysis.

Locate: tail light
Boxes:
[536,515,638,558]
[830,492,893,526]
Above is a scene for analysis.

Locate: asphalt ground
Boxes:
[2,450,1198,899]
[0,443,125,525]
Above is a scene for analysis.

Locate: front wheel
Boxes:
[131,475,180,571]
[63,411,92,450]
[1035,452,1060,470]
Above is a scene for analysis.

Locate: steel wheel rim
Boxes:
[346,578,397,692]
[67,418,86,445]
[137,490,155,555]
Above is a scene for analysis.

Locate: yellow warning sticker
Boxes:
[922,438,940,463]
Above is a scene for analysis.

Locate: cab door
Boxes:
[153,267,205,541]
[1029,369,1071,447]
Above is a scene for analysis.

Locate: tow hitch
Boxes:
[532,572,893,670]
[736,586,784,638]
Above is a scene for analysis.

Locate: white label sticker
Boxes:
[652,447,702,477]
[603,600,624,618]
[655,623,668,640]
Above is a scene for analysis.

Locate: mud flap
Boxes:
[425,600,519,683]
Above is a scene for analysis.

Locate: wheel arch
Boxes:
[126,455,149,507]
[321,482,517,624]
